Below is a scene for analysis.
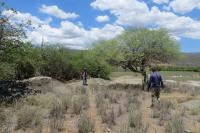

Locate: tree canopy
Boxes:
[93,28,181,89]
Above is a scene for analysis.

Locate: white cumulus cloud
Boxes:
[2,10,124,49]
[169,0,200,14]
[96,15,110,22]
[91,0,200,40]
[39,5,79,19]
[153,0,169,4]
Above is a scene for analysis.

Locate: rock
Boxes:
[106,128,111,132]
[184,129,193,133]
[0,80,40,103]
[23,76,52,86]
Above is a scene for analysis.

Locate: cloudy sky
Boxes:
[2,0,200,52]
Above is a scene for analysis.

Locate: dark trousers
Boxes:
[83,77,87,85]
[151,87,160,105]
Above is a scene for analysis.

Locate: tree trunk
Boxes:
[142,71,147,90]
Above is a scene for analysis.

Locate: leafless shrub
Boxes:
[109,91,118,104]
[61,94,72,112]
[165,114,185,133]
[197,116,200,123]
[0,109,12,133]
[190,108,200,116]
[163,86,172,93]
[49,99,65,132]
[16,105,43,130]
[125,92,141,112]
[190,87,200,96]
[99,103,115,128]
[120,123,134,133]
[152,100,175,125]
[77,113,94,133]
[96,92,104,108]
[137,125,149,133]
[25,93,56,109]
[121,117,149,133]
[128,108,142,128]
[72,95,89,115]
[117,105,123,117]
[103,88,110,99]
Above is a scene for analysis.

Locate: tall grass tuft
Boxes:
[77,113,94,133]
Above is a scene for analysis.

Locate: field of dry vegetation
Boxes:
[0,75,200,133]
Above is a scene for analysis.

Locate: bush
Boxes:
[0,109,12,133]
[128,109,142,128]
[0,44,111,81]
[16,105,43,130]
[26,93,57,109]
[77,113,94,133]
[15,60,35,80]
[49,99,65,132]
[165,114,185,133]
[0,63,16,80]
[72,95,89,115]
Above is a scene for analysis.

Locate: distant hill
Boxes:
[175,53,200,66]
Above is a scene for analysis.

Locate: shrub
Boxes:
[72,95,89,115]
[26,93,56,109]
[49,99,65,132]
[15,60,35,80]
[16,105,43,130]
[0,63,16,80]
[128,109,142,128]
[120,123,134,133]
[165,114,185,133]
[77,113,94,133]
[100,105,115,128]
[117,105,123,117]
[96,92,104,108]
[61,95,72,112]
[0,109,6,128]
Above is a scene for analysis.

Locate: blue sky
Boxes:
[2,0,200,52]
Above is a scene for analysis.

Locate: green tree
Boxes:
[93,28,181,90]
[0,2,26,63]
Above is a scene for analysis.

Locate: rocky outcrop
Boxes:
[0,80,40,103]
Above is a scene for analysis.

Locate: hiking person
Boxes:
[147,67,164,107]
[81,68,88,85]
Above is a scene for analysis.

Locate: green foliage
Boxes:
[0,63,16,80]
[159,66,200,72]
[93,28,181,73]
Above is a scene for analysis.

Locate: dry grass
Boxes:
[0,109,12,133]
[25,93,57,108]
[152,100,176,126]
[100,104,116,128]
[117,105,123,117]
[120,123,134,133]
[128,108,142,128]
[61,94,72,112]
[72,95,89,115]
[190,87,200,96]
[77,113,94,133]
[49,99,65,132]
[165,113,185,133]
[16,105,43,130]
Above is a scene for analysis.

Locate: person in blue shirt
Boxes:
[147,67,164,107]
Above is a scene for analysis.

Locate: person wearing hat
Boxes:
[147,67,164,107]
[82,68,88,85]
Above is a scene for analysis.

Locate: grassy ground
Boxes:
[0,72,200,133]
[110,71,200,81]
